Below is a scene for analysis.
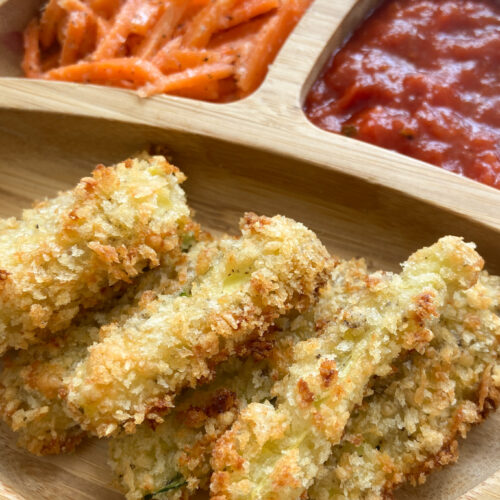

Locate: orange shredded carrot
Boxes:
[217,0,280,31]
[87,0,122,19]
[23,0,312,101]
[59,11,87,66]
[172,79,221,100]
[154,48,233,73]
[22,19,42,78]
[59,0,109,41]
[91,0,142,60]
[39,0,65,49]
[182,0,239,48]
[236,0,313,94]
[45,58,165,88]
[136,1,187,59]
[139,62,234,96]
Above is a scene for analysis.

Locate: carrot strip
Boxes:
[171,79,221,100]
[154,48,233,73]
[45,57,165,89]
[128,1,163,37]
[236,0,312,94]
[139,62,234,96]
[22,19,42,77]
[208,14,267,51]
[150,35,183,65]
[174,0,212,37]
[59,11,88,65]
[91,0,142,60]
[39,0,65,49]
[182,0,239,48]
[136,0,188,59]
[217,0,279,31]
[87,0,122,19]
[58,0,109,40]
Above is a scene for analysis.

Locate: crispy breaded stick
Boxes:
[309,271,500,500]
[210,236,483,500]
[0,245,203,456]
[108,259,371,500]
[109,356,276,500]
[66,213,333,437]
[0,154,191,352]
[109,259,498,500]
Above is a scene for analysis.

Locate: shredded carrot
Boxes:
[236,0,314,93]
[171,79,221,101]
[217,0,280,31]
[22,19,42,78]
[22,0,312,101]
[91,0,142,60]
[154,49,233,73]
[39,0,65,49]
[59,11,88,66]
[136,1,187,59]
[46,58,165,88]
[182,0,239,48]
[139,62,234,96]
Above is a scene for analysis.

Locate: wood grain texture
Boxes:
[0,0,498,498]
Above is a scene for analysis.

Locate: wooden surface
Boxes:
[0,0,498,498]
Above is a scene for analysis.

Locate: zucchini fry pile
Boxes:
[65,212,332,437]
[309,271,500,499]
[0,154,498,500]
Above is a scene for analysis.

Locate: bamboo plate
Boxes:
[0,0,499,499]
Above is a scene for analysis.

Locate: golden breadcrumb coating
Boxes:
[0,154,191,353]
[0,242,204,456]
[108,355,276,500]
[66,213,333,437]
[210,236,483,500]
[108,260,366,500]
[309,272,500,500]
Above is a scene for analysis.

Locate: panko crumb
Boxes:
[210,237,483,500]
[0,154,191,353]
[309,272,500,499]
[66,213,333,437]
[107,260,366,500]
[0,244,204,455]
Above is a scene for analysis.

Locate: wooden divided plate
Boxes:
[0,0,499,498]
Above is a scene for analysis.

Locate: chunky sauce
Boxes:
[304,0,500,188]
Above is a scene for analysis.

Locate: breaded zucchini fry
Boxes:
[210,236,483,500]
[0,245,204,456]
[309,271,500,499]
[66,213,332,437]
[109,356,276,500]
[0,154,191,352]
[108,260,371,500]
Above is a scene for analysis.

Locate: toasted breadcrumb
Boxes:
[309,272,500,499]
[66,214,333,437]
[107,259,367,500]
[0,154,191,353]
[0,243,204,456]
[210,236,483,500]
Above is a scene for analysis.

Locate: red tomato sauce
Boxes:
[304,0,500,189]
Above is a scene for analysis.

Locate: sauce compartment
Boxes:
[303,0,500,189]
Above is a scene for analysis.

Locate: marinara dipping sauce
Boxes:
[304,0,500,189]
